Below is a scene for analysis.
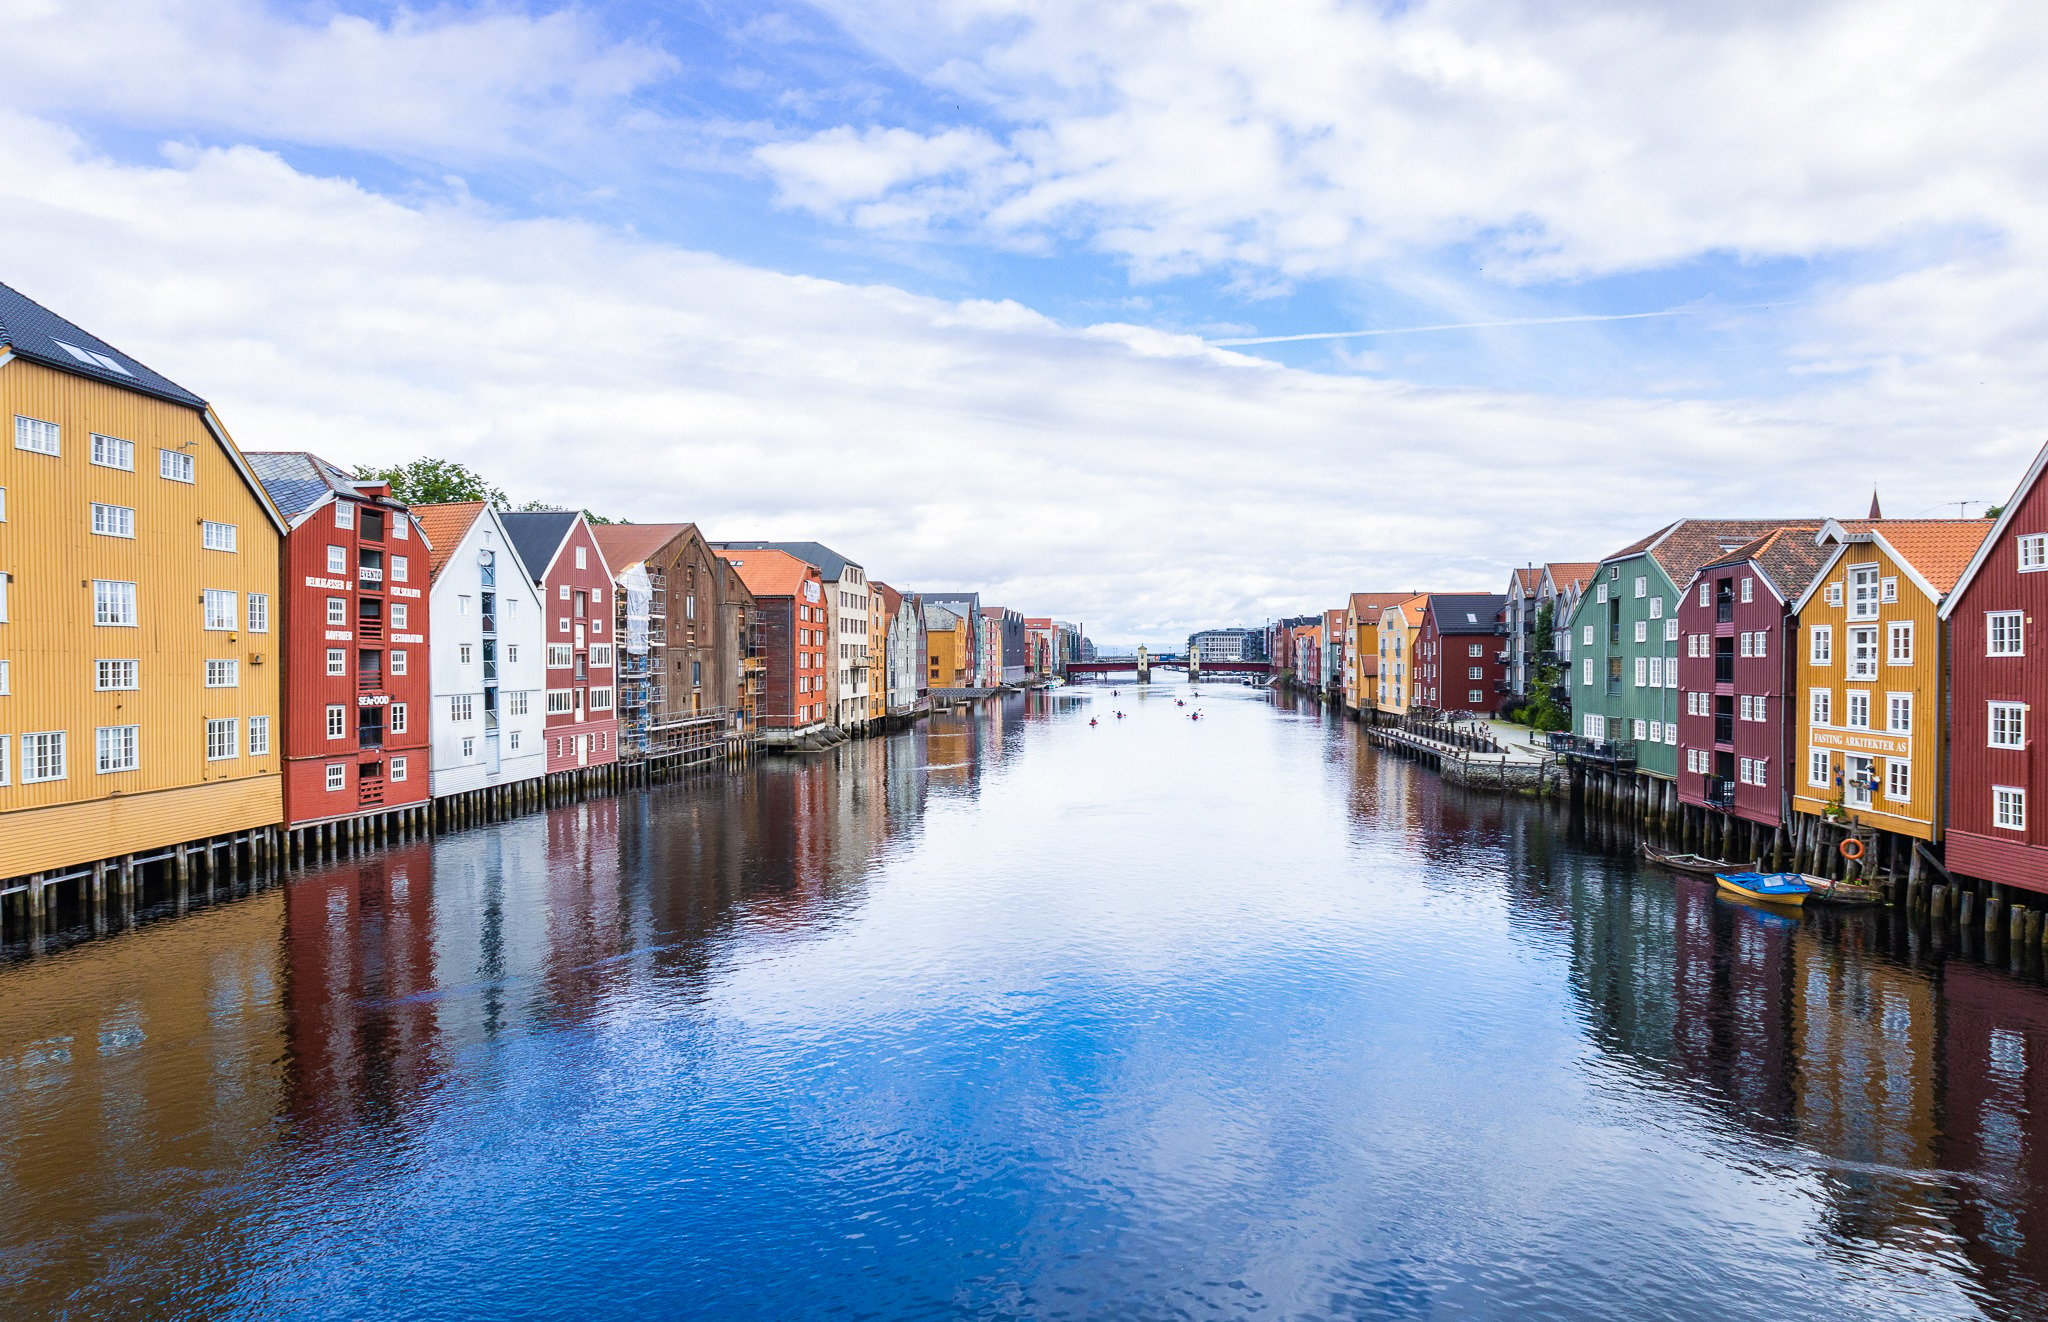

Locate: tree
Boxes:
[356,458,506,507]
[514,498,618,524]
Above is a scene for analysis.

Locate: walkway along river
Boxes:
[6,681,2048,1319]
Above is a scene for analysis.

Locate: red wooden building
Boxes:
[245,453,432,827]
[1942,441,2048,890]
[501,511,620,774]
[1674,528,1828,830]
[719,549,828,746]
[1415,594,1508,714]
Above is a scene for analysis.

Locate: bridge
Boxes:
[1065,657,1272,679]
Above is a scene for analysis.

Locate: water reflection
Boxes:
[6,689,2048,1317]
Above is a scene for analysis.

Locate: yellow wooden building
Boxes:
[1345,592,1413,714]
[1,282,287,884]
[1789,519,1990,844]
[1375,595,1431,717]
[924,603,971,689]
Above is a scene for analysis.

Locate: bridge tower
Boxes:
[1188,646,1200,683]
[1136,644,1150,684]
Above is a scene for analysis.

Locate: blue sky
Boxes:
[4,0,2046,643]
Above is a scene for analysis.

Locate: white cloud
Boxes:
[768,0,2048,282]
[0,0,674,164]
[2,113,2039,645]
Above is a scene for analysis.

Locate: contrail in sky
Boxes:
[1209,306,1703,346]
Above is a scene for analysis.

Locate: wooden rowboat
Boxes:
[1716,871,1811,907]
[1643,845,1737,876]
[1799,875,1885,906]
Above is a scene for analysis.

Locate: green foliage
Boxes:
[1509,599,1570,731]
[1987,504,2006,518]
[356,458,506,507]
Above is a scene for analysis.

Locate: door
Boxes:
[577,734,589,766]
[1845,754,1874,809]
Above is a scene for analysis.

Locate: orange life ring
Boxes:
[1840,837,1866,861]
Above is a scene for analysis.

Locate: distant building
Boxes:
[500,511,620,774]
[1188,628,1266,663]
[717,541,871,732]
[1418,593,1508,714]
[720,549,829,744]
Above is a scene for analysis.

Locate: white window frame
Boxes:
[334,500,354,530]
[326,763,346,791]
[327,597,346,626]
[2020,534,2048,573]
[1809,625,1833,666]
[327,648,346,676]
[327,545,348,575]
[1990,701,2026,750]
[451,693,474,722]
[1846,626,1879,681]
[1988,611,2025,657]
[94,579,138,627]
[390,703,408,734]
[91,502,135,538]
[205,718,239,762]
[203,589,238,631]
[159,449,195,482]
[326,704,347,739]
[22,730,65,782]
[1809,749,1831,787]
[1995,786,2027,831]
[95,724,139,774]
[1811,689,1832,726]
[90,433,135,469]
[202,521,238,552]
[1846,690,1871,730]
[15,415,59,455]
[95,658,139,691]
[247,593,269,633]
[204,658,239,688]
[1887,692,1912,734]
[391,756,407,781]
[1885,757,1911,803]
[1887,621,1913,665]
[1847,564,1881,621]
[249,715,270,757]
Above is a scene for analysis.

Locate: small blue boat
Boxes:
[1716,871,1811,907]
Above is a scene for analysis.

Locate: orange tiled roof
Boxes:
[591,521,693,571]
[873,581,905,616]
[1545,561,1600,591]
[721,547,817,599]
[1348,591,1412,618]
[411,502,486,581]
[1837,518,1996,595]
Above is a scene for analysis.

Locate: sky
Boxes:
[5,0,2047,647]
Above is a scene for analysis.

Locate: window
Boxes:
[391,604,407,629]
[1810,626,1833,665]
[393,516,408,541]
[2021,535,2048,572]
[203,590,237,631]
[1596,584,1608,604]
[548,644,572,668]
[1886,758,1911,802]
[1825,582,1843,607]
[1996,786,2028,831]
[15,415,59,454]
[1739,757,1753,784]
[459,594,472,617]
[249,716,270,756]
[159,449,195,482]
[1649,597,1663,620]
[1888,693,1913,733]
[508,692,529,716]
[1582,624,1594,646]
[589,686,614,711]
[459,644,473,665]
[1847,565,1880,620]
[1633,656,1647,687]
[1633,620,1647,643]
[1634,577,1647,598]
[1846,691,1871,729]
[1648,657,1663,686]
[509,731,521,750]
[1740,578,1753,603]
[391,650,407,675]
[1633,719,1648,740]
[461,736,476,759]
[591,644,613,667]
[91,503,135,537]
[90,433,134,469]
[96,659,138,690]
[1689,690,1705,716]
[326,648,346,676]
[505,645,518,663]
[392,555,408,583]
[1647,720,1661,742]
[1810,749,1831,787]
[204,659,238,688]
[1846,626,1878,680]
[326,763,346,791]
[1468,666,1483,679]
[205,718,239,761]
[200,520,237,552]
[1698,583,1711,607]
[326,705,347,738]
[334,500,354,530]
[1887,621,1913,665]
[574,546,588,570]
[323,597,344,627]
[390,703,408,733]
[95,725,139,773]
[559,585,570,600]
[23,730,66,781]
[327,545,347,575]
[546,690,575,715]
[1991,702,2026,749]
[94,579,137,626]
[1740,632,1753,658]
[1989,611,2025,656]
[1811,689,1832,726]
[247,593,269,633]
[558,618,569,634]
[451,694,475,721]
[1468,643,1483,657]
[1688,748,1705,773]
[1752,631,1766,658]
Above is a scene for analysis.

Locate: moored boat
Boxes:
[1715,871,1811,906]
[1801,875,1885,906]
[1643,845,1737,876]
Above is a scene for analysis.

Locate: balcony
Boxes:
[1545,733,1638,768]
[1713,657,1734,685]
[358,775,385,807]
[1713,714,1734,746]
[1705,776,1736,809]
[357,670,383,693]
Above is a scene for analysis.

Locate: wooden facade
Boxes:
[1417,594,1507,715]
[721,550,827,737]
[501,511,620,773]
[1942,442,2048,890]
[2,295,287,882]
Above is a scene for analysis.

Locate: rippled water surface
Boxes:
[7,683,2048,1319]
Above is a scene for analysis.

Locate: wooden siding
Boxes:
[1565,558,1683,777]
[1944,468,2048,888]
[0,358,282,871]
[0,774,280,877]
[1675,563,1794,828]
[1790,542,1945,841]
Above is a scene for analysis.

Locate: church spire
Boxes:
[1868,489,1883,520]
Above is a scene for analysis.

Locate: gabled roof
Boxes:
[411,502,488,581]
[591,521,695,572]
[1508,567,1543,595]
[244,451,414,528]
[1348,591,1412,619]
[0,280,206,409]
[922,603,964,630]
[721,547,818,599]
[1604,519,1824,588]
[1381,593,1431,626]
[1944,439,2048,618]
[873,582,905,616]
[498,510,582,583]
[715,540,863,581]
[1691,527,1834,605]
[1793,518,1995,612]
[1428,593,1507,633]
[1543,562,1601,593]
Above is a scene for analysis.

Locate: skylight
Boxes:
[54,339,133,376]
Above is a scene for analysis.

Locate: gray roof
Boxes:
[243,451,368,523]
[716,540,863,581]
[922,591,980,613]
[921,603,963,630]
[0,281,206,409]
[1427,593,1507,634]
[499,511,581,584]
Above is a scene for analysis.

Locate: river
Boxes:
[3,681,2046,1319]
